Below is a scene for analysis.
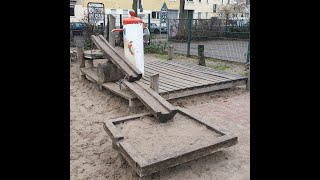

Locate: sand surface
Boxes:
[117,113,221,162]
[70,51,250,179]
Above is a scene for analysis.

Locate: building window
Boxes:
[199,0,202,2]
[228,0,230,4]
[152,11,160,19]
[70,5,75,16]
[213,4,217,13]
[198,12,201,19]
[187,0,194,2]
[206,12,208,19]
[207,0,209,3]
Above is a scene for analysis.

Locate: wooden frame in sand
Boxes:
[103,107,238,178]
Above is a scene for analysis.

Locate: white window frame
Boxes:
[151,11,160,19]
[213,4,217,13]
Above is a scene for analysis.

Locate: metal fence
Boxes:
[167,17,250,63]
[71,12,250,63]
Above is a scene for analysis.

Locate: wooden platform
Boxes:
[80,60,247,107]
[103,107,238,177]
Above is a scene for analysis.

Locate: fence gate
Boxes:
[87,2,105,34]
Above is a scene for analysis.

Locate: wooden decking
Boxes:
[80,60,247,107]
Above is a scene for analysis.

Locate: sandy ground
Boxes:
[118,113,221,162]
[70,52,250,179]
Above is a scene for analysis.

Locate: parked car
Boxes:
[70,22,88,31]
[145,23,167,34]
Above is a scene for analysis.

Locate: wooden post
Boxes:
[106,15,110,41]
[86,60,94,68]
[77,47,86,80]
[247,66,250,91]
[187,15,192,57]
[168,45,173,60]
[198,45,206,66]
[150,74,159,93]
[109,14,116,47]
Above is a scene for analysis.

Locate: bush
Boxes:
[144,42,168,54]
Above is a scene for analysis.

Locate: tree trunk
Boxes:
[132,0,138,17]
[178,0,186,36]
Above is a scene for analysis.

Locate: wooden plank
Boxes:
[172,61,245,79]
[144,69,202,88]
[150,62,228,83]
[91,35,142,82]
[144,70,196,88]
[161,61,231,81]
[98,35,142,79]
[118,141,149,177]
[123,81,177,122]
[83,50,104,60]
[142,76,183,91]
[111,112,153,125]
[102,121,124,142]
[139,134,238,177]
[110,110,238,177]
[162,80,247,100]
[174,60,242,77]
[147,62,226,83]
[145,64,212,85]
[80,68,98,82]
[150,74,159,93]
[165,61,240,80]
[135,81,177,116]
[177,107,227,135]
[148,62,228,82]
[101,82,136,99]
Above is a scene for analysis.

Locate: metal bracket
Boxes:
[118,75,127,90]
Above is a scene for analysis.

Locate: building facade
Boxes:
[70,0,249,25]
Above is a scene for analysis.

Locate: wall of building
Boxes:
[184,0,221,19]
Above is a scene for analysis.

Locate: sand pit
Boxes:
[70,51,250,179]
[116,113,222,162]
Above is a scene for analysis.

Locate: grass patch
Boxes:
[240,71,249,77]
[153,53,168,60]
[144,43,168,54]
[208,64,230,71]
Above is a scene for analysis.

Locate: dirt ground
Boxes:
[70,52,250,180]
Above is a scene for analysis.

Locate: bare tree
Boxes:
[132,0,138,17]
[218,3,246,26]
[178,0,185,20]
[177,0,187,38]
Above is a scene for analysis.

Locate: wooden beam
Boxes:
[109,14,116,47]
[77,47,86,80]
[123,81,177,122]
[91,35,142,82]
[198,44,206,66]
[168,45,173,60]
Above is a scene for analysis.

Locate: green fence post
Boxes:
[187,15,192,57]
[246,32,250,63]
[148,14,151,45]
